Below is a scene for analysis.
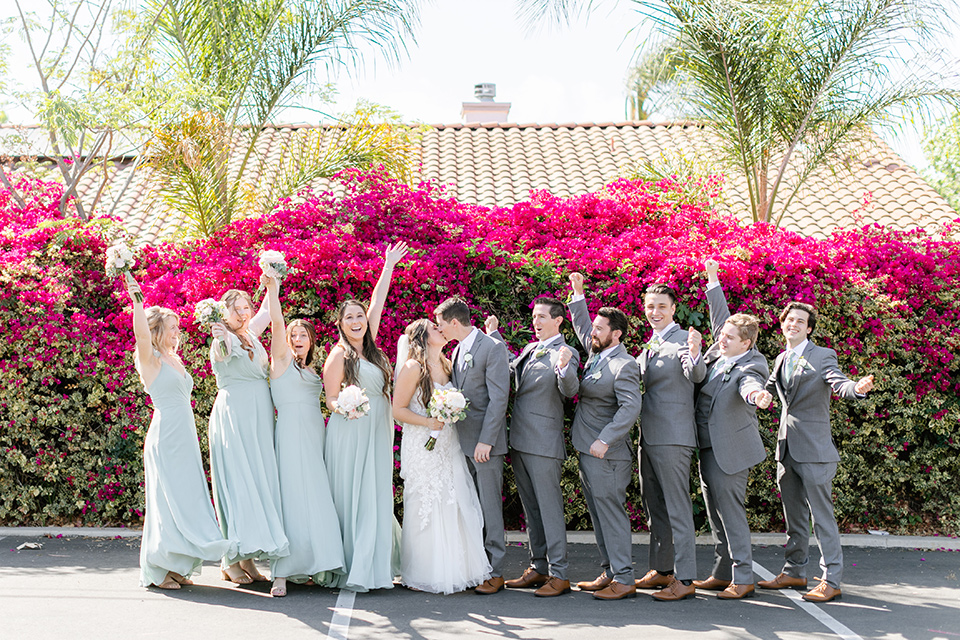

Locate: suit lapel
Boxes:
[516,343,537,385]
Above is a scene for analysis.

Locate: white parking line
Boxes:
[753,562,864,640]
[327,588,356,640]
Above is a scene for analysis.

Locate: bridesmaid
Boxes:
[323,242,408,592]
[126,278,235,589]
[264,274,345,597]
[208,288,289,584]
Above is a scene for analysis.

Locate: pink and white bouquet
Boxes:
[194,298,229,356]
[425,388,469,450]
[334,384,370,420]
[105,243,142,303]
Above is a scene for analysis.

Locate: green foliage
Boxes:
[923,110,960,211]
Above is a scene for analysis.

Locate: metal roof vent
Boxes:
[474,83,497,101]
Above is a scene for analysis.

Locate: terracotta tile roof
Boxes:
[4,122,955,243]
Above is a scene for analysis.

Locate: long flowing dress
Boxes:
[139,360,236,587]
[208,330,289,567]
[324,359,400,592]
[399,381,492,594]
[270,363,345,584]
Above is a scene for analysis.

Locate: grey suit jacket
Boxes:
[451,329,510,456]
[492,331,580,460]
[696,285,769,475]
[765,341,860,463]
[567,298,642,461]
[637,322,705,447]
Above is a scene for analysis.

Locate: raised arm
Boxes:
[566,272,593,354]
[705,259,731,336]
[367,241,408,341]
[249,290,271,337]
[265,275,292,377]
[127,278,160,385]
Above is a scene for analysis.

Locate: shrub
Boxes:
[1,167,958,534]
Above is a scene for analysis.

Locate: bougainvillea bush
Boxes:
[1,168,958,534]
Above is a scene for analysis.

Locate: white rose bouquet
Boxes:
[425,388,469,451]
[333,384,370,420]
[256,250,290,297]
[194,298,229,356]
[105,244,142,303]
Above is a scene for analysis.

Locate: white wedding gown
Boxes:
[399,381,491,594]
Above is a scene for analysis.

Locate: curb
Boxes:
[2,527,958,550]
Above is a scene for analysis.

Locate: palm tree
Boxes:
[518,0,958,224]
[143,0,421,236]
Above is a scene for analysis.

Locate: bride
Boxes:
[392,319,491,594]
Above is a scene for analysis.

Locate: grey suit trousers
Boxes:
[639,443,697,581]
[699,448,754,584]
[466,453,506,576]
[578,453,634,584]
[778,449,842,588]
[513,451,568,579]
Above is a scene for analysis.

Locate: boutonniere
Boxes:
[533,346,549,360]
[464,353,474,368]
[643,340,662,354]
[719,361,736,382]
[588,370,603,381]
[795,356,813,375]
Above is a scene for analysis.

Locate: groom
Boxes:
[435,297,510,595]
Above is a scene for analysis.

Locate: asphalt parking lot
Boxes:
[1,531,958,640]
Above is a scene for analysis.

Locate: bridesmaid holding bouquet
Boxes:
[126,278,235,589]
[208,288,289,583]
[264,274,345,597]
[323,242,407,592]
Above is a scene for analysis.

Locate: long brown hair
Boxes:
[220,289,256,360]
[404,319,451,405]
[287,318,317,375]
[337,299,391,396]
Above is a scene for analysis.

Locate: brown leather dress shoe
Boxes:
[593,581,637,600]
[576,574,613,592]
[635,569,672,589]
[717,584,755,600]
[757,573,807,590]
[474,576,505,595]
[692,576,731,591]
[505,567,549,589]
[651,577,696,601]
[802,581,841,603]
[534,577,571,597]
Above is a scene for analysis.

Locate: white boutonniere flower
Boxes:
[644,339,662,354]
[464,353,474,368]
[588,370,603,381]
[795,357,813,375]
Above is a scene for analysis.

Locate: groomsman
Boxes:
[566,273,643,600]
[485,297,580,597]
[690,259,771,599]
[756,297,874,603]
[434,297,510,595]
[636,283,705,601]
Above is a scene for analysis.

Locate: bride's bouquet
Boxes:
[425,388,469,451]
[194,298,229,356]
[333,384,370,420]
[255,249,291,297]
[105,243,142,303]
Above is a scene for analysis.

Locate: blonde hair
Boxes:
[145,307,179,354]
[726,313,760,349]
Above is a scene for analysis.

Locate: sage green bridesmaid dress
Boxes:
[208,331,289,567]
[323,359,401,592]
[270,363,345,584]
[139,360,236,587]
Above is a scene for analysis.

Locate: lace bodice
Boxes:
[399,381,463,529]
